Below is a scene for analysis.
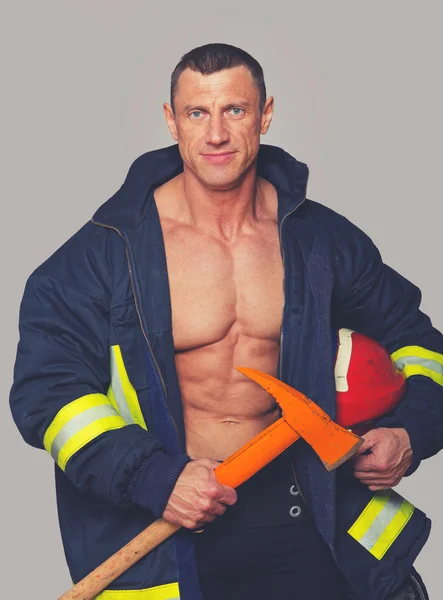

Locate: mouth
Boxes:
[201,151,237,164]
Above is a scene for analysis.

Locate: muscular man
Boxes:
[10,44,442,600]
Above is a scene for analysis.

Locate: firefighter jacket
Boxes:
[10,144,443,600]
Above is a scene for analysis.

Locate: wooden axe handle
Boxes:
[58,418,300,599]
[58,518,180,600]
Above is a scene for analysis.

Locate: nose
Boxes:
[205,115,230,146]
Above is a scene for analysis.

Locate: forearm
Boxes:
[129,450,191,516]
[374,377,443,475]
[10,272,191,512]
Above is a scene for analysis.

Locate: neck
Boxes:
[177,163,267,240]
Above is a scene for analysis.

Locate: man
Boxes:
[10,43,443,600]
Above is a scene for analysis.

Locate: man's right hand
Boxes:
[162,458,237,529]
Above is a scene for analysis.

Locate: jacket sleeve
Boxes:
[10,267,190,517]
[332,224,443,476]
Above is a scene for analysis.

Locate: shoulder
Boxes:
[29,221,126,305]
[297,199,378,255]
[298,199,364,236]
[293,200,383,291]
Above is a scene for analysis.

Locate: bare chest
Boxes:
[160,221,284,352]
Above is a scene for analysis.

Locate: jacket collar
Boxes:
[92,144,309,235]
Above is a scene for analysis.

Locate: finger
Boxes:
[354,460,398,477]
[184,508,216,528]
[354,468,394,479]
[184,516,209,530]
[353,455,378,472]
[354,471,400,486]
[198,503,228,524]
[198,512,218,524]
[356,476,396,486]
[354,468,394,480]
[218,484,237,506]
[207,501,228,517]
[354,429,383,456]
[353,451,395,473]
[368,484,395,492]
[353,437,375,458]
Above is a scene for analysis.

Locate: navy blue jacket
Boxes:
[10,144,443,600]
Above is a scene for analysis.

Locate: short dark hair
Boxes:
[170,43,267,112]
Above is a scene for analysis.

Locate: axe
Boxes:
[58,368,363,600]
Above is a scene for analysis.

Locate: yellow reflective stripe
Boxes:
[44,394,111,452]
[392,345,443,387]
[392,345,443,365]
[348,491,390,540]
[110,345,147,430]
[57,416,126,471]
[107,384,119,412]
[95,582,180,599]
[348,490,415,560]
[43,394,126,471]
[370,499,415,559]
[401,364,443,387]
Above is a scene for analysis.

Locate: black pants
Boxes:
[195,521,350,600]
[193,450,349,600]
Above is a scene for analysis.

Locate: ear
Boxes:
[163,103,178,141]
[260,96,274,135]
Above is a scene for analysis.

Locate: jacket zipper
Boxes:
[279,202,344,565]
[278,197,306,380]
[91,220,181,448]
[279,194,345,581]
[279,197,308,505]
[410,574,427,600]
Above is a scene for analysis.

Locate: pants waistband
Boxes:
[206,449,311,529]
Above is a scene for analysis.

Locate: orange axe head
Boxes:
[235,367,363,471]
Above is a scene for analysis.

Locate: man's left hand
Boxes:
[352,427,413,491]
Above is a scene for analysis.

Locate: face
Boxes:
[164,66,274,190]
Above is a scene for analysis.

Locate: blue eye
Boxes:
[190,111,202,119]
[230,107,243,115]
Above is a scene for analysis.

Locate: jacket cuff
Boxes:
[130,451,191,517]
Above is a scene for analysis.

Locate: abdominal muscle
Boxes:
[155,174,285,462]
[177,326,281,461]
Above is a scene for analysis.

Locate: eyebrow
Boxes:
[182,100,252,113]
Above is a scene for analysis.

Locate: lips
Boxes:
[201,151,237,164]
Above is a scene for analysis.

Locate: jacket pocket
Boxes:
[110,299,150,391]
[108,344,147,430]
[109,299,151,427]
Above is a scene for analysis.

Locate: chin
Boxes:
[200,173,241,191]
[197,164,246,190]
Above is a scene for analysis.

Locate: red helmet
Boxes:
[334,329,406,434]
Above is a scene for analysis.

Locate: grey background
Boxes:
[2,1,442,598]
